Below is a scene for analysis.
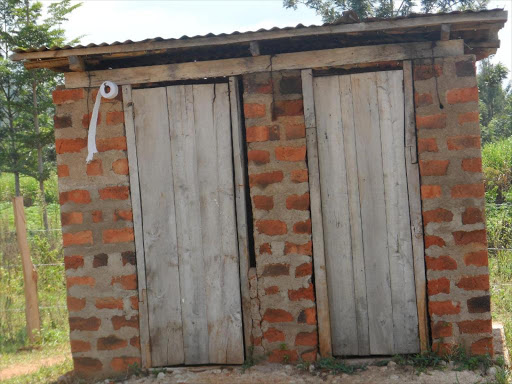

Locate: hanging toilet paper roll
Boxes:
[86,81,119,163]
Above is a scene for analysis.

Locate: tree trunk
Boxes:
[14,172,21,197]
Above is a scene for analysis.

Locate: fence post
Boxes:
[12,196,41,344]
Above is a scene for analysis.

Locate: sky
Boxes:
[51,0,511,78]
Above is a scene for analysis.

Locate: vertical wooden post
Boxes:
[13,196,40,344]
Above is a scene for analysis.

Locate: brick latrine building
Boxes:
[12,9,507,377]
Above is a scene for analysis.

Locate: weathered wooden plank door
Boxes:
[312,70,420,356]
[132,83,244,366]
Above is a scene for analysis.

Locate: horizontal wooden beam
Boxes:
[65,40,463,89]
[13,10,506,61]
[24,57,69,70]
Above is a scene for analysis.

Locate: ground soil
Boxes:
[0,354,68,381]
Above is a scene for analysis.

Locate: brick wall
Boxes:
[53,87,141,376]
[414,55,493,355]
[242,70,318,363]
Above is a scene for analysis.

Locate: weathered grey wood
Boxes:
[13,10,506,61]
[314,75,359,356]
[351,72,394,355]
[132,87,185,366]
[404,61,429,352]
[64,40,464,88]
[376,71,420,354]
[123,85,152,368]
[249,41,260,56]
[338,75,369,356]
[229,77,253,358]
[301,69,332,358]
[68,55,85,71]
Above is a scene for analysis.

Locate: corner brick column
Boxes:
[414,56,493,355]
[53,87,141,376]
[242,71,318,362]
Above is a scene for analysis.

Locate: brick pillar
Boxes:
[53,87,141,376]
[414,56,493,355]
[242,71,318,362]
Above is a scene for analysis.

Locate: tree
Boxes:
[284,0,489,22]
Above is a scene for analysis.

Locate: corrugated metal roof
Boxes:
[13,8,504,54]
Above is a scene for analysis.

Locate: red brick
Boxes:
[458,111,479,124]
[252,336,262,346]
[93,253,108,268]
[82,112,101,128]
[295,262,312,277]
[428,301,461,315]
[462,207,484,225]
[421,185,442,199]
[63,231,93,247]
[446,87,478,104]
[54,115,72,129]
[291,169,308,183]
[293,219,311,234]
[275,146,306,162]
[69,317,101,331]
[52,88,84,104]
[418,138,438,153]
[298,307,316,325]
[112,158,129,175]
[263,328,285,342]
[57,165,70,178]
[246,125,269,142]
[451,184,485,198]
[414,64,442,80]
[130,336,140,349]
[432,342,454,356]
[99,186,130,200]
[452,230,487,246]
[95,297,123,310]
[289,283,315,301]
[97,137,127,152]
[262,264,290,277]
[284,241,312,256]
[301,349,317,362]
[426,255,457,271]
[415,92,433,107]
[263,308,293,323]
[71,340,91,353]
[419,160,449,176]
[275,100,303,117]
[86,159,103,176]
[110,357,141,372]
[244,103,266,118]
[55,138,87,154]
[103,228,135,244]
[247,150,270,164]
[122,251,136,266]
[456,275,489,291]
[112,315,139,330]
[130,296,139,310]
[97,335,128,350]
[67,276,95,288]
[253,195,274,211]
[295,331,317,346]
[111,274,137,290]
[259,243,272,255]
[467,295,491,313]
[249,171,284,187]
[428,277,450,295]
[416,113,446,130]
[92,210,103,223]
[60,190,91,205]
[464,250,488,267]
[424,235,446,249]
[286,193,310,210]
[423,208,453,225]
[106,111,124,125]
[61,212,83,226]
[285,123,306,139]
[255,220,287,236]
[67,296,86,312]
[447,135,480,150]
[114,209,133,222]
[462,158,482,173]
[74,357,103,374]
[265,286,279,295]
[268,350,298,363]
[471,338,493,356]
[458,319,492,334]
[431,322,453,338]
[64,255,84,270]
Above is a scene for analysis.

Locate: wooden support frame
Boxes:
[64,40,463,88]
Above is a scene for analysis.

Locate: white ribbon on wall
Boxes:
[86,81,119,163]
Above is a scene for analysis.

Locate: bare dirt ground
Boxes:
[0,353,68,381]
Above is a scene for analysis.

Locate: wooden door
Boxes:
[131,83,244,366]
[312,70,420,356]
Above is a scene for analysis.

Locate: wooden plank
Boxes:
[440,24,451,41]
[23,57,68,70]
[338,75,369,356]
[132,87,185,366]
[64,40,464,88]
[13,197,40,344]
[351,72,394,355]
[403,61,429,352]
[123,85,152,368]
[12,10,506,60]
[228,77,253,358]
[376,70,420,354]
[167,85,209,364]
[249,41,260,56]
[301,69,332,358]
[313,75,359,356]
[68,55,85,71]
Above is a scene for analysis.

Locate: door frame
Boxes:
[122,77,252,368]
[301,62,429,358]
